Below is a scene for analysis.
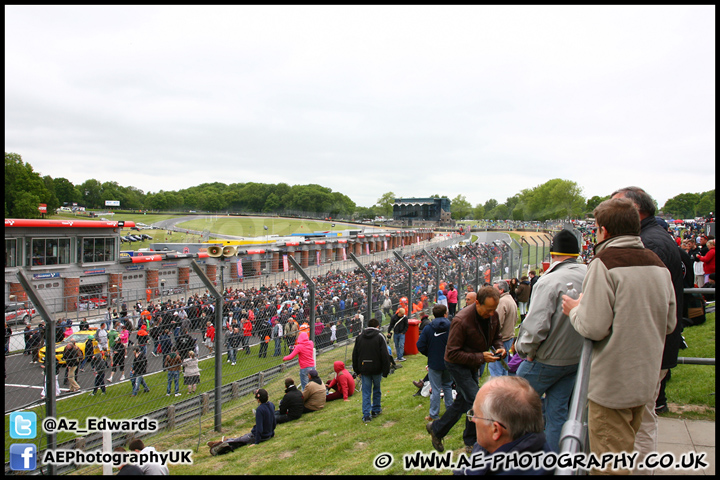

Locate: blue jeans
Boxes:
[167,370,180,394]
[228,347,237,363]
[427,368,454,420]
[274,338,282,356]
[361,374,382,417]
[516,360,578,452]
[393,333,405,360]
[431,361,479,447]
[131,374,149,395]
[488,338,514,377]
[299,366,314,391]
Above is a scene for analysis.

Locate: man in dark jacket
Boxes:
[387,308,409,362]
[611,187,683,473]
[455,376,552,475]
[131,346,150,396]
[208,388,276,455]
[175,328,196,360]
[352,317,391,423]
[427,286,504,454]
[417,304,453,422]
[90,352,107,396]
[275,377,304,424]
[62,342,81,392]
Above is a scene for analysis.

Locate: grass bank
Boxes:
[69,312,714,475]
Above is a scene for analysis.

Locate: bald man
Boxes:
[464,291,477,308]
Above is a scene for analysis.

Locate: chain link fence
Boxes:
[4,231,543,474]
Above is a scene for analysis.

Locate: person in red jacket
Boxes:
[204,321,215,355]
[325,360,355,401]
[696,239,716,285]
[242,317,253,354]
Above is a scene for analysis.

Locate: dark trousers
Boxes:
[227,432,255,449]
[431,361,479,447]
[275,411,299,424]
[93,372,107,394]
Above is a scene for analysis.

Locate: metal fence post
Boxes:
[190,260,223,433]
[511,238,523,279]
[423,248,441,297]
[543,233,553,264]
[349,253,372,329]
[528,236,539,271]
[446,247,462,293]
[393,250,413,308]
[556,338,593,475]
[286,255,316,343]
[16,270,57,475]
[463,245,479,291]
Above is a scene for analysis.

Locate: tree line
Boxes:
[5,152,714,221]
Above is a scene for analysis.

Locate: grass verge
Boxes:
[661,311,715,420]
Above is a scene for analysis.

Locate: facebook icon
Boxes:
[10,444,37,471]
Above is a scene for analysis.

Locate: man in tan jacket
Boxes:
[562,198,676,474]
[302,368,326,413]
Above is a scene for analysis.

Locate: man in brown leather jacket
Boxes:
[427,286,505,454]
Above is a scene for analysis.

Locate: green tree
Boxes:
[202,192,226,212]
[376,191,396,218]
[121,186,145,210]
[79,179,102,208]
[13,191,43,218]
[264,193,281,213]
[42,175,60,211]
[450,194,472,220]
[662,193,701,218]
[518,179,586,220]
[354,206,376,221]
[5,152,51,218]
[330,191,356,216]
[586,195,610,213]
[483,199,498,213]
[53,177,79,205]
[472,203,485,220]
[489,204,509,220]
[695,190,715,218]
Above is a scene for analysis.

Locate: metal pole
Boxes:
[463,245,478,292]
[422,248,442,298]
[502,240,513,280]
[556,338,593,475]
[511,238,523,279]
[528,236,539,271]
[543,234,553,264]
[190,260,223,433]
[349,253,372,329]
[393,250,413,314]
[446,247,462,293]
[286,255,316,343]
[16,270,57,475]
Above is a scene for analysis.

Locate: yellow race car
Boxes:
[38,329,100,365]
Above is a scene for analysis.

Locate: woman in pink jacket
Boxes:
[446,283,459,317]
[119,326,130,356]
[283,331,315,391]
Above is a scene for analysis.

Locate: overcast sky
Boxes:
[5,5,715,210]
